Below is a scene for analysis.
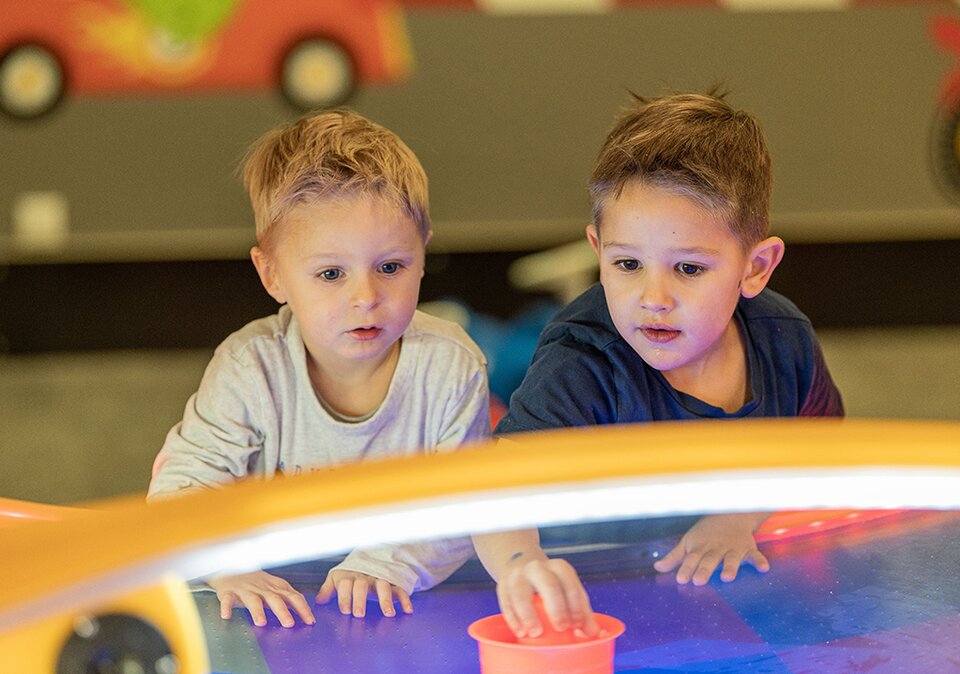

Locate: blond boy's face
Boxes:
[254,194,427,376]
[587,182,758,383]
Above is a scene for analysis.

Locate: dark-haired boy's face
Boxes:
[587,182,752,383]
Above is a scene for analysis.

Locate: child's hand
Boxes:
[653,513,771,585]
[315,569,413,618]
[496,556,600,640]
[208,570,316,628]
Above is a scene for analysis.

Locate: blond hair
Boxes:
[242,109,430,249]
[589,92,771,249]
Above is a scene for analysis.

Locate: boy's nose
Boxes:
[639,276,672,312]
[350,275,380,308]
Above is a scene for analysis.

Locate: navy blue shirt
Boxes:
[495,284,843,435]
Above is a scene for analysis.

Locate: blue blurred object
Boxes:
[419,298,560,405]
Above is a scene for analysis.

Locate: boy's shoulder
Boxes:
[738,288,811,326]
[215,306,295,363]
[407,310,488,366]
[539,284,622,351]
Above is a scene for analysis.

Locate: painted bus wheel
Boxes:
[280,37,356,111]
[930,106,960,204]
[0,43,65,119]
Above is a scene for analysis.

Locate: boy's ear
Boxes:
[421,229,433,278]
[586,224,601,257]
[250,246,287,304]
[741,236,785,298]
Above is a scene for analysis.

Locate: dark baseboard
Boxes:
[1,240,957,353]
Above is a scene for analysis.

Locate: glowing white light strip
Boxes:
[4,466,960,632]
[238,467,960,572]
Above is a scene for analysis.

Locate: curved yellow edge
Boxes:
[0,574,208,674]
[1,418,959,636]
[0,497,88,527]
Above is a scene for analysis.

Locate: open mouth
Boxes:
[640,327,680,344]
[349,327,383,341]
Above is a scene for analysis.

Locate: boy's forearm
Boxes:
[472,529,548,581]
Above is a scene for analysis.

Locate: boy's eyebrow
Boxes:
[671,246,722,257]
[301,252,340,263]
[302,247,418,263]
[602,241,722,257]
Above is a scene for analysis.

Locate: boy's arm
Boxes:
[148,347,266,499]
[472,529,599,638]
[329,537,476,595]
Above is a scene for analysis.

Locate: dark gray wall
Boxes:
[1,6,957,264]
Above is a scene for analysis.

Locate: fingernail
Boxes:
[528,627,542,638]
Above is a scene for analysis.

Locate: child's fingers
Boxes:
[515,562,566,636]
[691,551,722,585]
[719,551,744,583]
[496,575,534,637]
[314,576,335,605]
[556,565,598,636]
[652,544,684,573]
[241,594,268,627]
[336,577,355,615]
[743,549,770,573]
[374,579,397,617]
[218,592,236,620]
[536,565,574,632]
[514,595,543,637]
[351,576,370,618]
[283,589,316,625]
[396,587,414,615]
[672,551,704,584]
[263,594,296,628]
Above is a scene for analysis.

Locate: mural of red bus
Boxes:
[0,0,413,118]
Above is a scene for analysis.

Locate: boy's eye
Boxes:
[614,259,640,272]
[380,262,402,275]
[677,263,704,276]
[318,268,342,281]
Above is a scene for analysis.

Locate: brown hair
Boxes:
[242,109,430,250]
[589,91,771,249]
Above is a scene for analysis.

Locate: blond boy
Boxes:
[149,110,493,626]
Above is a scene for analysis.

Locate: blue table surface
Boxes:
[194,510,960,673]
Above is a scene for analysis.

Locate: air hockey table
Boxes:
[196,509,960,673]
[3,419,960,673]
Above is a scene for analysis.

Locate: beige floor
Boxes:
[2,326,957,506]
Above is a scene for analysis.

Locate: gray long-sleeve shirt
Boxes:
[149,306,491,593]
